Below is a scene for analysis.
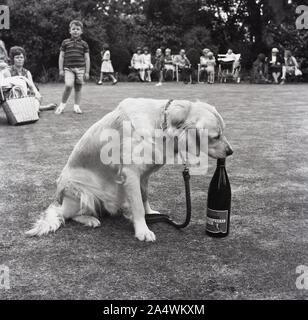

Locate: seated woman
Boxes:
[131,47,146,81]
[251,53,270,84]
[280,50,301,84]
[174,49,191,84]
[142,47,153,82]
[199,48,210,82]
[268,48,283,84]
[163,48,175,81]
[3,46,56,112]
[205,52,216,84]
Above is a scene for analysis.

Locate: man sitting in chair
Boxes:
[218,49,241,82]
[174,49,191,84]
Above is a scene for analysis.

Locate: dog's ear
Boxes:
[168,100,191,129]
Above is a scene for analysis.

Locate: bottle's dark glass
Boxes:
[206,158,231,237]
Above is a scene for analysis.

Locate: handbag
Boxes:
[1,85,39,125]
[295,68,303,76]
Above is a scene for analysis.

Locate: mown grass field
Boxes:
[0,82,307,300]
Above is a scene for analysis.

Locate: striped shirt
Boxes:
[60,37,89,68]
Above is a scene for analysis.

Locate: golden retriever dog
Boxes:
[26,98,233,242]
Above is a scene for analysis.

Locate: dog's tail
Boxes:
[25,204,65,237]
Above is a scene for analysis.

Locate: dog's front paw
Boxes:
[135,227,156,242]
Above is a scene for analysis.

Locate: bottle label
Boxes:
[206,208,228,234]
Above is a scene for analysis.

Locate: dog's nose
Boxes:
[226,146,233,156]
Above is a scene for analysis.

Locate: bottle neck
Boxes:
[217,158,226,167]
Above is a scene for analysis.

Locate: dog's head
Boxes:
[166,100,233,159]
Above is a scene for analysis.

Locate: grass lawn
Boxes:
[0,82,307,300]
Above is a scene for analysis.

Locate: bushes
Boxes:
[110,46,131,75]
[1,0,307,82]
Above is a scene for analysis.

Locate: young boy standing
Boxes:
[55,20,90,114]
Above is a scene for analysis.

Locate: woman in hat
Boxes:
[131,47,146,81]
[199,48,210,83]
[163,48,175,81]
[268,48,283,84]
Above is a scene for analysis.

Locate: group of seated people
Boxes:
[130,46,303,85]
[251,48,302,84]
[130,47,240,85]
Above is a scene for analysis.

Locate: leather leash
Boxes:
[145,100,192,229]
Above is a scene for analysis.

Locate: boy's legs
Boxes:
[73,68,85,113]
[55,68,74,114]
[74,83,82,105]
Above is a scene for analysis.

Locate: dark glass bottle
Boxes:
[206,158,231,237]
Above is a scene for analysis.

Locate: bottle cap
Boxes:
[217,158,226,166]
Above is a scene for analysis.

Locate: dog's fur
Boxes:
[26,98,233,241]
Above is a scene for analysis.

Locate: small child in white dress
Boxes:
[98,43,117,85]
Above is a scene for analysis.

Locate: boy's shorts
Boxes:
[64,67,85,86]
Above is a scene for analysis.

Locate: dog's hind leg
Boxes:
[61,195,101,228]
[26,196,80,236]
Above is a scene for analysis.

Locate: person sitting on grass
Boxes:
[55,19,90,115]
[3,46,57,113]
[97,43,117,85]
[131,47,146,81]
[280,50,301,85]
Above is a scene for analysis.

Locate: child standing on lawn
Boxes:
[55,20,90,114]
[97,43,117,85]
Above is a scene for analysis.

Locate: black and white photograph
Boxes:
[0,0,307,307]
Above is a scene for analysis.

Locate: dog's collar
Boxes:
[161,99,173,130]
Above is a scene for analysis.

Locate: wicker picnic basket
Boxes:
[1,86,39,125]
